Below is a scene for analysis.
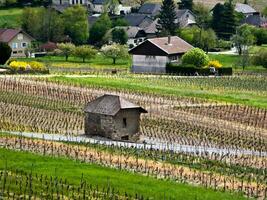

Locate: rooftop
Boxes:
[138,3,161,16]
[235,3,257,14]
[84,94,147,116]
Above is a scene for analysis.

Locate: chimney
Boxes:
[168,35,171,45]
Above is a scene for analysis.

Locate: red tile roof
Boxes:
[148,36,193,55]
[0,29,34,43]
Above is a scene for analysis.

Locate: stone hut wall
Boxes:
[85,109,141,141]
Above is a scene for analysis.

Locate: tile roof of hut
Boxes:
[84,94,147,116]
[129,36,193,55]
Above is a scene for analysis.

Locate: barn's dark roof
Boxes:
[138,3,161,16]
[129,36,193,55]
[85,94,147,116]
[0,29,34,43]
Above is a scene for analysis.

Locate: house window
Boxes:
[12,43,18,49]
[170,55,178,62]
[139,38,142,42]
[21,42,27,48]
[123,118,127,128]
[186,14,189,18]
[134,39,138,44]
[13,51,18,54]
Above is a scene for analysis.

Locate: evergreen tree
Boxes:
[178,0,193,11]
[220,0,237,40]
[158,0,177,35]
[211,3,225,37]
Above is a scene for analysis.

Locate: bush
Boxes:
[181,48,209,68]
[166,63,232,76]
[0,42,12,65]
[9,61,48,73]
[216,40,232,50]
[208,60,222,68]
[252,50,267,68]
[9,61,29,71]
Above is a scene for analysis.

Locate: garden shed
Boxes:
[84,94,147,141]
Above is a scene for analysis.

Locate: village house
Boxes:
[138,3,161,18]
[175,9,196,28]
[0,29,34,57]
[84,94,147,141]
[107,26,147,48]
[89,0,131,15]
[129,36,193,73]
[235,3,257,17]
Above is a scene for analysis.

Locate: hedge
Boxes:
[166,63,232,76]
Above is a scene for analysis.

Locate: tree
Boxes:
[62,5,89,44]
[178,0,193,10]
[158,0,177,35]
[104,0,119,15]
[251,27,267,45]
[211,3,225,37]
[74,45,97,63]
[194,3,211,29]
[179,27,216,52]
[101,44,128,64]
[231,24,255,55]
[89,13,112,46]
[252,50,267,68]
[0,42,12,65]
[112,28,128,45]
[21,7,64,42]
[181,48,209,68]
[220,0,237,40]
[194,28,217,53]
[112,18,129,27]
[57,43,75,61]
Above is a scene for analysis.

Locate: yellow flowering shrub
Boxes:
[29,61,46,71]
[208,60,222,68]
[9,61,29,71]
[9,61,47,72]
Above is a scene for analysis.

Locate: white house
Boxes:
[0,29,34,57]
[129,36,193,73]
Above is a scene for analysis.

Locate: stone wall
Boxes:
[85,109,141,141]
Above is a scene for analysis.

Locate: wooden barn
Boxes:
[129,36,193,73]
[84,94,147,141]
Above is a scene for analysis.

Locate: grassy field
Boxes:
[0,8,23,28]
[45,75,267,109]
[209,54,267,73]
[17,55,130,71]
[0,148,247,200]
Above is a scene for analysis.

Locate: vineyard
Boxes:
[0,74,266,199]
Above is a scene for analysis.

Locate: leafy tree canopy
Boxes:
[62,5,89,45]
[182,48,209,68]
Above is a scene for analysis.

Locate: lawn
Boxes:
[209,54,267,73]
[0,8,23,28]
[0,148,247,200]
[45,75,267,109]
[17,55,131,72]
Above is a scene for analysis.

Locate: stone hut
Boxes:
[84,94,147,141]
